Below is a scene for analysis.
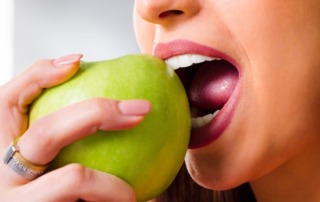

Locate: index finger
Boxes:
[1,54,82,114]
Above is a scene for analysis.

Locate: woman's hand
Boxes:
[0,54,150,201]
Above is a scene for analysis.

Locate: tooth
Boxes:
[165,54,221,70]
[204,56,214,61]
[191,54,207,64]
[178,54,193,68]
[203,113,213,123]
[166,57,180,70]
[192,115,207,128]
[212,110,220,118]
[191,118,200,128]
[191,110,220,128]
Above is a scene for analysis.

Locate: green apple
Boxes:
[29,54,191,202]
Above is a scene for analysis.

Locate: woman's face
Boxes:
[133,0,320,190]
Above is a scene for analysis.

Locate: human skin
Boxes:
[0,54,151,201]
[1,1,320,201]
[134,0,320,201]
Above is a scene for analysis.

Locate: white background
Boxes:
[1,0,138,85]
[0,1,14,84]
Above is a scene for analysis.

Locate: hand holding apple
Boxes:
[29,54,191,201]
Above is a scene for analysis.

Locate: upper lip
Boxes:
[153,39,238,68]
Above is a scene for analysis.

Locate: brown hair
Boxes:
[156,163,256,202]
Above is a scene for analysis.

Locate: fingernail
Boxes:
[54,54,83,67]
[118,100,151,116]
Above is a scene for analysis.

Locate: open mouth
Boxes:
[165,54,239,130]
[155,39,241,148]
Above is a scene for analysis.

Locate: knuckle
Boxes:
[55,163,137,202]
[28,117,49,139]
[89,98,117,120]
[60,163,87,187]
[29,59,50,70]
[24,60,51,80]
[26,116,56,151]
[28,60,52,85]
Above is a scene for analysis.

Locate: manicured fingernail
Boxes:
[118,100,151,116]
[54,54,83,67]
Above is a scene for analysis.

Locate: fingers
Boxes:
[18,98,151,166]
[1,54,82,114]
[0,54,83,155]
[14,164,136,202]
[0,55,144,201]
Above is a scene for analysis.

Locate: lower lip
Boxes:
[188,80,241,149]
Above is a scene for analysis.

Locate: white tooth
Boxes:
[166,57,180,70]
[178,54,193,68]
[191,54,207,64]
[166,63,174,76]
[165,54,222,70]
[204,56,215,61]
[191,115,207,128]
[201,115,210,124]
[191,118,200,128]
[212,110,220,118]
[203,113,213,123]
[191,110,220,128]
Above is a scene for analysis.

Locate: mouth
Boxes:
[167,54,239,127]
[154,40,241,149]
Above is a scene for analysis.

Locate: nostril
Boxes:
[159,10,184,19]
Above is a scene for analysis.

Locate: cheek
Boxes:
[133,10,155,54]
[222,0,320,144]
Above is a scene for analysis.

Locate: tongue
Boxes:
[189,60,239,112]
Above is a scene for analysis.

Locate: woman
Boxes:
[1,0,320,201]
[135,0,320,201]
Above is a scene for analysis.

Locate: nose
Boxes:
[135,0,201,25]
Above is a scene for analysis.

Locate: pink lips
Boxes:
[153,39,241,149]
[154,39,230,60]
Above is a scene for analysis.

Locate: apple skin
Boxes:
[29,54,191,202]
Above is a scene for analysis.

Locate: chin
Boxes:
[184,150,248,191]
